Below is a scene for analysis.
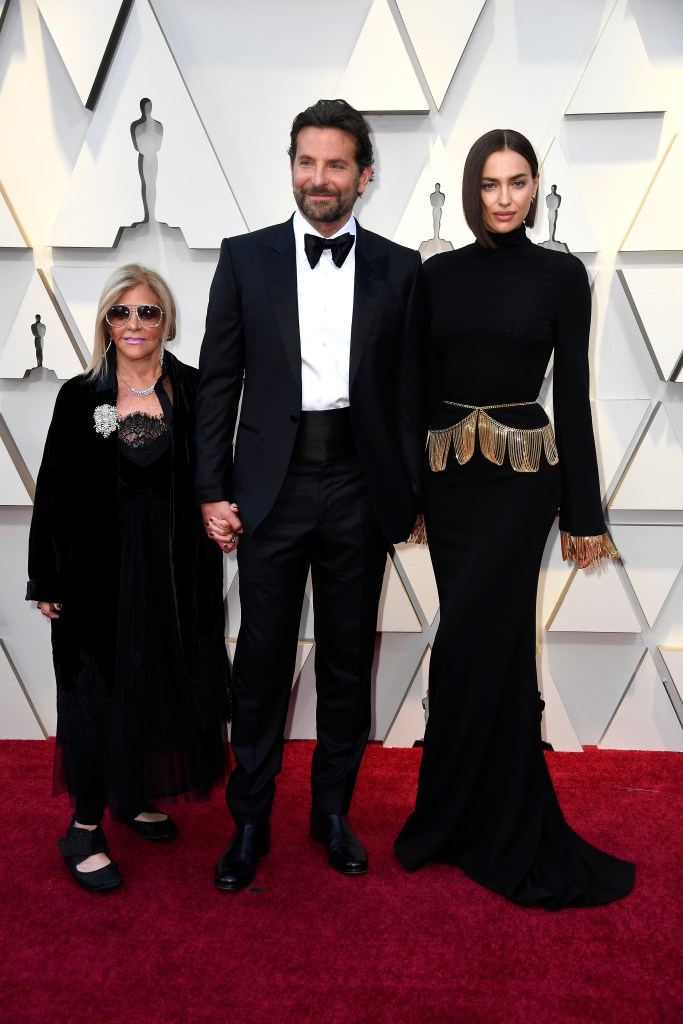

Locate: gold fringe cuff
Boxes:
[428,407,559,474]
[405,518,428,545]
[560,531,620,568]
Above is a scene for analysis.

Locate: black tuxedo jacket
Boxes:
[196,216,426,542]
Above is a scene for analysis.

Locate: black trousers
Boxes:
[227,453,388,825]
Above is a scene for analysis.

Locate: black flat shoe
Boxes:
[310,812,368,875]
[215,822,270,892]
[113,805,178,842]
[57,818,123,892]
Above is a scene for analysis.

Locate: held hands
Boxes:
[202,500,243,553]
[38,602,61,619]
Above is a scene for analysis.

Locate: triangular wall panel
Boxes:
[611,525,683,627]
[548,560,642,633]
[393,543,439,625]
[383,645,429,748]
[48,0,246,248]
[622,135,683,252]
[663,400,683,456]
[377,557,422,632]
[0,433,31,505]
[590,399,650,500]
[372,632,429,739]
[619,268,683,380]
[611,405,683,511]
[395,0,484,109]
[393,137,468,252]
[566,0,664,115]
[592,273,661,400]
[0,188,26,247]
[536,645,584,752]
[538,529,573,632]
[0,273,82,380]
[337,0,428,113]
[599,650,683,750]
[0,375,63,485]
[659,648,683,702]
[0,640,44,738]
[527,138,598,253]
[36,0,126,107]
[544,634,644,744]
[51,265,120,359]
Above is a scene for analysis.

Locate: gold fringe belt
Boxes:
[407,401,619,565]
[428,401,559,474]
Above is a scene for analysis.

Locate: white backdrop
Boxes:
[0,0,681,751]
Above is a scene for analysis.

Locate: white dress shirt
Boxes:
[293,208,356,412]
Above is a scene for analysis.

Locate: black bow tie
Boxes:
[304,232,355,269]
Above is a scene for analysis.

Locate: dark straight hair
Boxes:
[462,129,539,248]
[288,98,375,181]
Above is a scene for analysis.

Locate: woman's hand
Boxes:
[201,500,243,553]
[38,602,61,619]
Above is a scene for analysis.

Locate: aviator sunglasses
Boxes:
[105,303,164,329]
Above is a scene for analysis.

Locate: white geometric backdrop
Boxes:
[0,0,681,752]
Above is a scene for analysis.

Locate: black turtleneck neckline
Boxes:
[481,224,531,251]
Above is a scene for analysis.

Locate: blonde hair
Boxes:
[86,263,177,379]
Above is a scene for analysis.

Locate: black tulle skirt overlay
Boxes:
[394,444,634,909]
[55,434,225,814]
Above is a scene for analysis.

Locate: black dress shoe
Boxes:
[113,805,178,842]
[310,812,368,875]
[215,822,270,892]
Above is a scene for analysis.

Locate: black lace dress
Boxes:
[28,352,229,824]
[104,398,225,814]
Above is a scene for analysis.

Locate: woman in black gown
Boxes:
[27,265,229,891]
[394,130,634,909]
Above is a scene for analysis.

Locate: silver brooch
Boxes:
[93,404,118,438]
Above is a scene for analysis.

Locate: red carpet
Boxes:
[0,740,680,1024]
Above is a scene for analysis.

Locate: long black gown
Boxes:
[27,352,228,822]
[394,226,635,909]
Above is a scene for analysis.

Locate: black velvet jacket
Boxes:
[26,350,229,732]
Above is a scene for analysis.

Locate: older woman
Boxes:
[394,131,634,908]
[27,264,229,891]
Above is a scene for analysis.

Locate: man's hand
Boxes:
[202,501,243,553]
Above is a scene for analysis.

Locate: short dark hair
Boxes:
[462,129,539,248]
[288,98,375,180]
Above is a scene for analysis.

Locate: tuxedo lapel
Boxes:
[350,224,388,390]
[261,218,301,389]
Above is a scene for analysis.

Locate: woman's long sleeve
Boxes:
[552,256,618,564]
[26,384,74,602]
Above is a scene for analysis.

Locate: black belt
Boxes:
[292,408,356,463]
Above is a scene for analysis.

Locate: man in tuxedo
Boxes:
[196,99,425,891]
